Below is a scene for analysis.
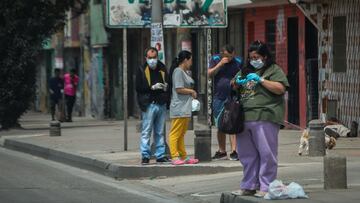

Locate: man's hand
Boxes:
[151,83,165,90]
[219,57,230,66]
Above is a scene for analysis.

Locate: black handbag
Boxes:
[218,93,245,134]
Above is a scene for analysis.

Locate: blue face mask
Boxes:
[147,58,158,69]
[250,59,264,69]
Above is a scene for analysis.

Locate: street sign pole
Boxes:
[206,28,212,131]
[123,28,128,151]
[151,0,165,64]
[150,0,169,156]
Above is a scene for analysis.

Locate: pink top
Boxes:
[64,73,79,96]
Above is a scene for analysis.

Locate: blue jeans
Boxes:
[140,103,166,159]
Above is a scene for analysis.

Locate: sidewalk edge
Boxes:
[2,138,242,179]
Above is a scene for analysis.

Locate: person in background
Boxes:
[168,50,199,165]
[231,40,289,197]
[48,68,64,121]
[136,47,170,165]
[63,68,79,122]
[208,44,243,161]
[324,117,358,138]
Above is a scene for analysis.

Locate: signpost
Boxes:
[206,28,212,130]
[123,28,128,151]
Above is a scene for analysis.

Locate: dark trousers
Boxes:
[65,95,76,121]
[50,99,59,120]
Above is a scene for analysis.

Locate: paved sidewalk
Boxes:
[1,112,360,202]
[0,112,243,179]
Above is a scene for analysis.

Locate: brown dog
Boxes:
[298,129,336,155]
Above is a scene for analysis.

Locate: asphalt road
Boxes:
[138,157,360,203]
[0,148,200,203]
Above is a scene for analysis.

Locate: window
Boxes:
[227,12,244,56]
[333,16,347,72]
[248,21,255,47]
[265,20,276,59]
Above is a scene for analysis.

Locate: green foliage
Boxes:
[0,0,89,129]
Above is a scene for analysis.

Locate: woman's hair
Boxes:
[169,50,192,79]
[168,50,192,95]
[242,40,275,76]
[221,44,235,54]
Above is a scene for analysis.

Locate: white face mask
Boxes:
[250,59,264,69]
[147,58,158,69]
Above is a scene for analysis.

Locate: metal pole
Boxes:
[151,0,165,63]
[151,0,162,24]
[150,0,170,155]
[206,28,212,131]
[123,28,128,151]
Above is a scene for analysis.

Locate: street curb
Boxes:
[18,123,120,131]
[220,193,263,203]
[3,138,242,179]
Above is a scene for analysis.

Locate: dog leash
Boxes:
[284,120,305,131]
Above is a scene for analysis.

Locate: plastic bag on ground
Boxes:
[264,180,308,200]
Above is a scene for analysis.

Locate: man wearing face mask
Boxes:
[208,44,243,161]
[136,47,170,165]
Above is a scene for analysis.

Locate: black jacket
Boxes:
[135,61,170,112]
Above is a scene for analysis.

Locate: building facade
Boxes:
[299,0,360,128]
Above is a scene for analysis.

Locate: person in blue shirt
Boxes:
[208,44,243,160]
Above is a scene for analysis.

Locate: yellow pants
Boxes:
[169,117,190,159]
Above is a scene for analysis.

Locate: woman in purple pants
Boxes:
[231,41,289,197]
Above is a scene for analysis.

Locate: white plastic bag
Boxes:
[192,99,200,112]
[264,180,308,200]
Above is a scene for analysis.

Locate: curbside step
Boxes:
[3,138,242,179]
[220,193,260,203]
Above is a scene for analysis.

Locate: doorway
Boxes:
[305,18,319,121]
[287,17,300,125]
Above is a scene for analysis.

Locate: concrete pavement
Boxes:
[0,112,242,179]
[1,112,360,202]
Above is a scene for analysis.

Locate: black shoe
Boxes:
[325,128,340,139]
[231,189,256,196]
[141,157,150,165]
[229,151,239,161]
[212,151,227,160]
[156,157,170,164]
[349,121,358,137]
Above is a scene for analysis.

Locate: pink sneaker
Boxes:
[184,157,199,164]
[172,158,185,165]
